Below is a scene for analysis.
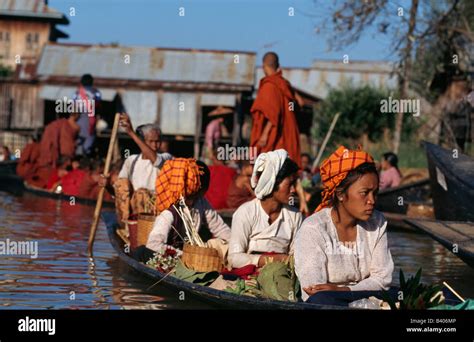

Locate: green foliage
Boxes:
[383,268,444,310]
[225,259,300,301]
[173,260,219,286]
[313,84,391,145]
[0,63,12,78]
[312,84,422,155]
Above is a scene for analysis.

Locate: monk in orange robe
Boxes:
[250,52,301,167]
[29,113,80,188]
[16,137,41,180]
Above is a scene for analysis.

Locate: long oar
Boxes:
[312,112,341,170]
[87,113,121,256]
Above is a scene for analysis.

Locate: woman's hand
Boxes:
[299,201,309,216]
[119,113,133,135]
[303,283,350,296]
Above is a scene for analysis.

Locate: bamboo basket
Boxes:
[181,243,222,272]
[136,213,156,247]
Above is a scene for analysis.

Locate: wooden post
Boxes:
[312,112,341,170]
[87,113,121,256]
[194,94,202,159]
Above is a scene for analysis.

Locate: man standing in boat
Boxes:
[73,74,102,157]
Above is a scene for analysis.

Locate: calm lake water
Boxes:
[0,191,473,309]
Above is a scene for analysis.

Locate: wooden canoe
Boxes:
[405,218,474,268]
[102,211,346,310]
[375,178,431,214]
[0,162,115,208]
[423,141,474,221]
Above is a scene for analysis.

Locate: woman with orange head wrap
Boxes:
[294,146,394,306]
[146,158,231,252]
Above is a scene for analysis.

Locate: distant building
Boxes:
[0,42,256,157]
[255,60,397,100]
[0,0,69,70]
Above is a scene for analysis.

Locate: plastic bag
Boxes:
[348,296,383,310]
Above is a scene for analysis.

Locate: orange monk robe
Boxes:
[38,118,79,168]
[30,118,79,188]
[250,70,301,167]
[16,142,41,179]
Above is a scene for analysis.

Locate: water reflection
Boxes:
[0,191,472,309]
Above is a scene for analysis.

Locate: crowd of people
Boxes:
[7,52,424,306]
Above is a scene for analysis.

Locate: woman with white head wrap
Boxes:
[228,149,303,269]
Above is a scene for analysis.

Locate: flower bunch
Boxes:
[146,246,182,273]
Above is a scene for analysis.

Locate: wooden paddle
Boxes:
[87,113,121,256]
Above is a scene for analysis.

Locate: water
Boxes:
[0,191,473,309]
[0,192,213,309]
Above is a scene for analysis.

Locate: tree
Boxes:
[0,63,12,78]
[313,0,473,153]
[313,83,392,150]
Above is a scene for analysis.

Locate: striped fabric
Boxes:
[155,158,203,212]
[316,146,374,212]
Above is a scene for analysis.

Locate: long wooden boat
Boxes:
[423,141,474,221]
[375,178,431,214]
[102,211,345,310]
[405,218,474,268]
[0,162,114,208]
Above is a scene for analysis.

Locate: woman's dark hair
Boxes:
[255,158,299,199]
[273,158,299,192]
[383,152,402,176]
[196,160,211,193]
[81,74,94,87]
[332,162,378,211]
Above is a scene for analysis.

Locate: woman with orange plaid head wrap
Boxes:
[294,146,394,306]
[146,159,231,252]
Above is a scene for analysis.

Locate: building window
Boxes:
[25,33,39,52]
[0,31,11,58]
[0,31,10,41]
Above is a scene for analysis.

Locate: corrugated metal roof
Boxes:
[36,44,256,87]
[255,62,398,99]
[160,92,197,135]
[39,85,117,101]
[312,60,395,73]
[0,0,66,21]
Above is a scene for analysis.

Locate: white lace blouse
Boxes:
[294,208,394,301]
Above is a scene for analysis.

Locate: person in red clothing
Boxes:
[62,157,89,197]
[79,159,112,200]
[227,161,255,208]
[29,113,80,188]
[16,134,41,180]
[205,157,237,210]
[46,156,72,192]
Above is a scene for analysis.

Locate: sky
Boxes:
[50,0,398,68]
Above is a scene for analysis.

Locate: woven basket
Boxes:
[181,244,222,272]
[136,213,156,247]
